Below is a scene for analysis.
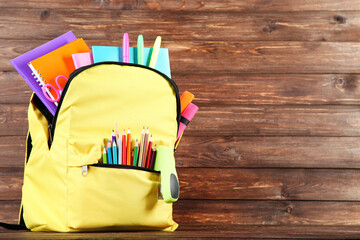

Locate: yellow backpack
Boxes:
[13,62,180,232]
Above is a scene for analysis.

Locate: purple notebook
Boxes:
[10,31,77,116]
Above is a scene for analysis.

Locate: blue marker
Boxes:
[107,141,113,164]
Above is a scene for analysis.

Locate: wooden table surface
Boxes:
[2,0,360,239]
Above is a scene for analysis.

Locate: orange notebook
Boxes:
[28,38,90,97]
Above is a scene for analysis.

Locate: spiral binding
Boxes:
[28,63,58,106]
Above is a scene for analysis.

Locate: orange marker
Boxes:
[127,128,131,165]
[180,91,194,113]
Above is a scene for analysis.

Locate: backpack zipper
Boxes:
[81,163,160,176]
[48,62,181,147]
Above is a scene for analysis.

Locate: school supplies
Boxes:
[145,135,153,168]
[112,140,118,164]
[10,31,77,115]
[133,139,139,166]
[138,127,145,167]
[154,146,179,203]
[42,75,67,103]
[72,52,93,69]
[28,38,90,106]
[122,130,127,165]
[116,126,122,165]
[177,103,199,139]
[142,128,149,167]
[92,46,171,78]
[149,144,157,169]
[7,34,191,232]
[174,133,183,149]
[149,36,161,68]
[126,129,131,165]
[112,130,116,144]
[137,35,144,65]
[27,63,58,106]
[123,33,129,63]
[102,147,107,164]
[107,141,113,164]
[180,91,194,113]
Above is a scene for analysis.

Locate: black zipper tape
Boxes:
[90,163,159,173]
[49,62,181,148]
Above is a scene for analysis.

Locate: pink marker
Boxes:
[177,103,198,139]
[122,33,129,63]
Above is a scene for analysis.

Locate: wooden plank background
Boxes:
[1,0,360,239]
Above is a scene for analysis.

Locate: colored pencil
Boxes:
[133,139,139,166]
[112,130,116,145]
[138,127,145,167]
[122,130,127,165]
[149,144,157,169]
[142,128,149,167]
[126,128,131,165]
[102,147,107,164]
[112,140,118,164]
[145,135,152,168]
[115,123,120,142]
[106,141,112,164]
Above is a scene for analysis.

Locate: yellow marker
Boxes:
[149,36,161,68]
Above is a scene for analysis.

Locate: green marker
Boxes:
[154,145,179,203]
[102,147,107,164]
[137,35,144,65]
[133,139,139,166]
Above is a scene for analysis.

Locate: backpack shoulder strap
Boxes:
[0,222,27,230]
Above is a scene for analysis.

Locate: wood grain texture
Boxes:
[2,225,360,239]
[190,105,360,137]
[1,8,360,42]
[2,167,360,201]
[2,227,360,240]
[3,40,360,74]
[0,105,28,136]
[3,104,360,137]
[3,136,360,168]
[2,1,360,238]
[2,200,360,227]
[2,0,360,11]
[4,72,360,105]
[176,73,360,105]
[176,136,360,168]
[174,200,360,226]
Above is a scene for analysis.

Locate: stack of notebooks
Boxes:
[10,31,172,116]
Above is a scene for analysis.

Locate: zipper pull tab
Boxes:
[81,165,88,177]
[48,124,53,144]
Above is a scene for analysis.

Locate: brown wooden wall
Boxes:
[1,0,360,239]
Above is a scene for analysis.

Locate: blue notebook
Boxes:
[92,46,171,78]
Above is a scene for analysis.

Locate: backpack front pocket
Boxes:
[67,164,177,231]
